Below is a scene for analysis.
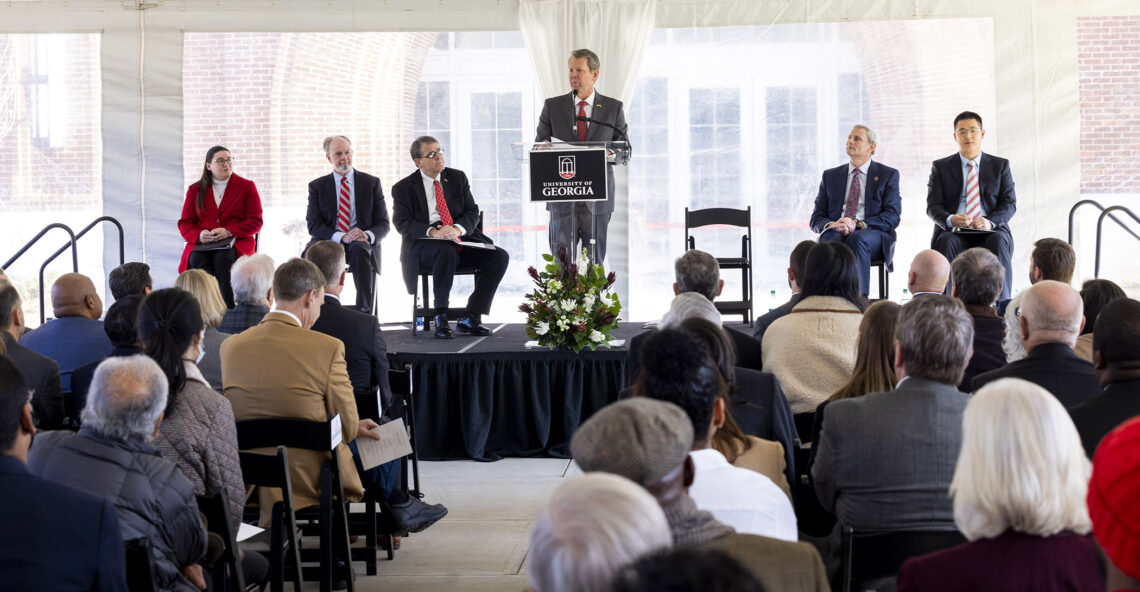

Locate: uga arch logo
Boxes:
[558,155,576,180]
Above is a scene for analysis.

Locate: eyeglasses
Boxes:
[954,128,982,137]
[418,149,445,160]
[211,158,234,165]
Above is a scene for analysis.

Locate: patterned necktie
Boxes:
[965,161,981,219]
[434,180,453,226]
[577,100,588,142]
[844,168,861,219]
[336,176,351,232]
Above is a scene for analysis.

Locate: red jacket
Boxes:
[178,173,263,272]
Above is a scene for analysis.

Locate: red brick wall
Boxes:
[1078,16,1140,194]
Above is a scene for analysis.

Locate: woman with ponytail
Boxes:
[177,145,263,308]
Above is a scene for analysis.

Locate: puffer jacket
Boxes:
[27,428,207,592]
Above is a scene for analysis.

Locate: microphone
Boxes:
[575,115,630,144]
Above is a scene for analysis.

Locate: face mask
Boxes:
[195,328,207,365]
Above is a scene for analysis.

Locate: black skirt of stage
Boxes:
[386,323,647,461]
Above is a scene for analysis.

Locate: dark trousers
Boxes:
[344,241,377,314]
[932,227,1014,302]
[819,228,892,296]
[549,203,611,264]
[348,440,406,504]
[188,247,237,309]
[416,241,510,315]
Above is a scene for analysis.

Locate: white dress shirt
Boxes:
[330,168,375,245]
[419,170,465,236]
[844,159,871,221]
[687,448,799,542]
[947,152,988,227]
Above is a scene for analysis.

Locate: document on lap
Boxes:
[418,236,496,249]
[356,420,413,470]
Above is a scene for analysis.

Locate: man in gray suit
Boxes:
[813,295,973,533]
[535,48,628,264]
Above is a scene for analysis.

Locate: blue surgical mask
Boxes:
[195,328,207,365]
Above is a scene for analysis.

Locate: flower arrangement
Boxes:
[520,247,621,353]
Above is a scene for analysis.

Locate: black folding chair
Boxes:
[239,447,303,592]
[841,526,966,592]
[196,490,253,592]
[685,206,754,325]
[410,212,485,335]
[123,537,159,592]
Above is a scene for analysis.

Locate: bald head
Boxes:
[908,250,950,295]
[1020,280,1084,351]
[51,273,103,320]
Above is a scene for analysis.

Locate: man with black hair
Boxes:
[69,295,145,418]
[1070,298,1140,456]
[754,239,815,342]
[0,281,63,429]
[0,357,128,591]
[107,262,153,301]
[951,247,1007,390]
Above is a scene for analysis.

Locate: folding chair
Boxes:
[196,490,254,592]
[841,526,966,592]
[123,537,159,592]
[685,206,754,325]
[238,447,303,592]
[410,212,484,335]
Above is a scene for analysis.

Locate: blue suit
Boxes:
[0,456,127,591]
[809,160,902,294]
[19,316,113,395]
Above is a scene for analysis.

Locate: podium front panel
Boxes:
[528,148,608,203]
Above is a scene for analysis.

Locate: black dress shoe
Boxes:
[433,314,454,339]
[389,498,449,533]
[456,314,492,336]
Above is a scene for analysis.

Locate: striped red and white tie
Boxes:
[965,161,981,219]
[336,176,351,232]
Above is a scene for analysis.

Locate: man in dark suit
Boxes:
[535,48,628,264]
[0,357,128,591]
[305,135,390,314]
[20,273,112,397]
[1070,298,1140,456]
[754,240,815,343]
[950,248,1007,391]
[907,249,951,297]
[1,282,64,429]
[809,125,902,295]
[926,111,1016,305]
[973,280,1100,407]
[391,136,510,339]
[107,262,152,302]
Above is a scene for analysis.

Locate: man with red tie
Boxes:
[926,111,1017,308]
[391,137,510,339]
[305,135,390,314]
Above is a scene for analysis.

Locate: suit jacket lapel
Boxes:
[947,155,964,206]
[413,171,432,223]
[829,166,847,217]
[586,93,605,143]
[864,162,880,211]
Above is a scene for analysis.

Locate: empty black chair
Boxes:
[684,206,753,325]
[123,537,159,592]
[869,240,896,301]
[239,446,303,592]
[841,527,966,592]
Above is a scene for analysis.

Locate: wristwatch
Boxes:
[856,220,866,230]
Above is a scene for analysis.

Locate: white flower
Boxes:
[547,279,562,291]
[582,294,596,309]
[589,330,605,343]
[560,298,577,312]
[557,316,571,330]
[534,321,549,335]
[577,260,588,275]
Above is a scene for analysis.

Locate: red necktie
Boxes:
[336,176,351,232]
[434,180,461,248]
[577,100,588,142]
[844,168,861,219]
[965,161,981,219]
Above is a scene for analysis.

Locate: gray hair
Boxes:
[231,254,276,306]
[410,135,439,161]
[1002,293,1027,362]
[304,240,347,289]
[852,124,877,153]
[661,292,721,329]
[81,355,168,442]
[529,473,671,592]
[322,135,352,155]
[952,378,1091,540]
[674,250,720,301]
[1021,281,1084,345]
[897,295,974,384]
[569,48,600,72]
[273,258,326,302]
[951,247,1005,307]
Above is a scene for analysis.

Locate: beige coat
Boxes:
[221,312,363,524]
[1074,333,1094,363]
[761,296,862,414]
[730,436,791,500]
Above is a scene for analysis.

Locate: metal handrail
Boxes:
[1095,205,1140,278]
[37,216,125,324]
[2,224,80,324]
[1068,199,1140,245]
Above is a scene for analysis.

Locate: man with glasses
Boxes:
[391,136,510,339]
[926,111,1017,309]
[305,135,390,315]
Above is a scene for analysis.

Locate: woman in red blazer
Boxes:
[178,146,263,308]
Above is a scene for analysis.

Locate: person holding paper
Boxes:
[926,111,1016,305]
[535,48,628,264]
[391,136,510,339]
[178,145,264,309]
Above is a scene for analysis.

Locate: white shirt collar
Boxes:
[576,90,596,107]
[959,152,982,168]
[325,293,341,303]
[271,309,303,327]
[848,159,871,176]
[333,168,355,186]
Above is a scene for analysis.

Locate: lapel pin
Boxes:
[874,176,879,182]
[596,104,602,109]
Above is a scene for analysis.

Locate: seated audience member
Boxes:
[571,398,828,591]
[1028,237,1076,285]
[528,473,672,592]
[907,249,951,297]
[1088,416,1140,591]
[950,247,1007,390]
[610,548,764,592]
[218,253,274,335]
[973,280,1100,407]
[20,272,112,395]
[755,239,816,342]
[1070,298,1140,456]
[28,356,208,591]
[897,378,1102,591]
[108,262,153,301]
[174,269,230,392]
[660,291,721,327]
[633,330,796,541]
[0,282,63,429]
[809,300,899,466]
[71,295,145,417]
[681,317,796,493]
[0,356,128,592]
[306,240,447,530]
[1002,293,1027,362]
[814,296,972,535]
[628,250,762,386]
[1074,279,1126,363]
[762,241,867,414]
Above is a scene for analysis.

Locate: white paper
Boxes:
[607,339,626,347]
[329,414,342,450]
[236,523,265,542]
[379,325,409,332]
[355,420,413,471]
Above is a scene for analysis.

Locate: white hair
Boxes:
[230,253,276,306]
[81,355,168,443]
[1002,293,1027,362]
[951,378,1092,541]
[660,292,721,329]
[529,473,672,592]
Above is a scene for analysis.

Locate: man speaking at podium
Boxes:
[535,48,628,264]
